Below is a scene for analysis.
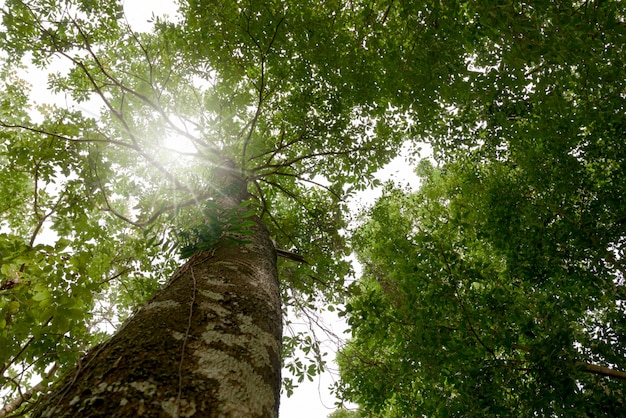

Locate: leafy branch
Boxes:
[174,200,257,259]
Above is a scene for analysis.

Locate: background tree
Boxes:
[336,0,626,415]
[0,0,409,416]
[339,157,626,416]
[328,407,363,418]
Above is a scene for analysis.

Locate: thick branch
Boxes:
[252,170,342,200]
[577,361,626,381]
[251,144,374,176]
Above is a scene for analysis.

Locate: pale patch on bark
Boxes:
[198,316,276,366]
[199,301,231,317]
[136,400,147,415]
[202,273,236,287]
[143,300,181,311]
[161,398,197,417]
[193,313,279,417]
[193,348,273,416]
[238,316,280,366]
[198,289,224,300]
[129,381,157,396]
[171,330,184,340]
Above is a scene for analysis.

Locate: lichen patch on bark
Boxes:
[143,300,181,311]
[129,380,158,396]
[199,289,225,300]
[194,348,274,416]
[161,398,197,417]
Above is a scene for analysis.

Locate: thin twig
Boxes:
[175,262,200,417]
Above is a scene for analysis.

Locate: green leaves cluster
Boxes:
[339,154,626,415]
[0,234,100,401]
[335,1,626,416]
[175,200,257,259]
[282,331,326,397]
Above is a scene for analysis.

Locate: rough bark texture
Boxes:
[32,217,282,417]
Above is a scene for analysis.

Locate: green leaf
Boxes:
[55,238,71,251]
[32,288,51,302]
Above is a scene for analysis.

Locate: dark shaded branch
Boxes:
[424,225,499,360]
[251,144,374,177]
[258,177,303,207]
[511,345,626,381]
[97,267,133,286]
[240,17,286,172]
[251,179,300,251]
[577,362,626,381]
[28,161,67,247]
[0,121,137,150]
[381,2,394,25]
[276,248,308,264]
[251,170,341,200]
[264,15,285,56]
[250,178,270,218]
[453,288,498,360]
[241,73,265,173]
[249,128,306,165]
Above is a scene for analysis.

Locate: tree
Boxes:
[328,407,363,418]
[2,0,625,416]
[336,0,626,413]
[339,157,626,415]
[0,1,409,416]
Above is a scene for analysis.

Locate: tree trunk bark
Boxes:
[32,216,282,417]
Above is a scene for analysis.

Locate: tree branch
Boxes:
[577,361,626,381]
[0,120,138,151]
[0,364,59,418]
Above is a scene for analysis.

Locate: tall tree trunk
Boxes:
[32,216,282,417]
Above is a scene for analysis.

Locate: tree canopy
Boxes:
[336,0,626,416]
[0,0,409,413]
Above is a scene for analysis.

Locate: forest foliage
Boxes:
[336,0,626,416]
[0,0,624,416]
